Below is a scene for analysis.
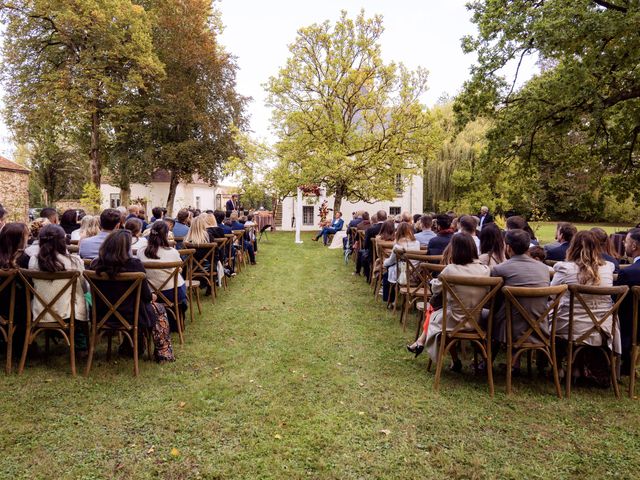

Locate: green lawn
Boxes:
[531,222,631,245]
[2,232,640,479]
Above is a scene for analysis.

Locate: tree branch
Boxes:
[592,0,628,13]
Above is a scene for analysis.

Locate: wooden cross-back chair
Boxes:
[0,269,18,373]
[629,286,640,398]
[354,230,366,264]
[567,284,629,398]
[232,230,248,270]
[369,238,378,288]
[212,238,229,290]
[503,284,568,398]
[414,262,446,340]
[224,233,237,273]
[245,225,257,253]
[395,251,432,330]
[83,271,145,376]
[83,259,92,268]
[18,269,80,376]
[434,275,503,396]
[173,236,185,249]
[141,261,185,345]
[373,239,394,299]
[184,242,217,303]
[178,248,200,322]
[67,244,79,254]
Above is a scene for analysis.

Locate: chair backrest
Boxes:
[568,284,629,346]
[183,242,217,282]
[19,269,80,330]
[70,239,79,245]
[141,261,183,307]
[400,251,430,292]
[502,284,568,348]
[632,286,640,349]
[232,230,245,245]
[83,271,145,331]
[178,248,195,283]
[0,269,18,332]
[545,259,559,267]
[440,275,503,338]
[68,244,79,254]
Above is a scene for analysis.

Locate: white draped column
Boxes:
[295,187,303,244]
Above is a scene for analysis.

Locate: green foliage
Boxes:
[455,0,640,216]
[266,10,430,212]
[603,194,640,224]
[80,182,102,214]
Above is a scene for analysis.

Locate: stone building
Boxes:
[0,156,30,222]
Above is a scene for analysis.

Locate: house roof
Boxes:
[0,156,30,174]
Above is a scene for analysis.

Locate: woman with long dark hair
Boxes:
[590,227,620,273]
[478,223,505,267]
[60,210,81,236]
[90,230,174,362]
[137,221,187,329]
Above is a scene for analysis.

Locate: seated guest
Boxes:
[185,214,213,267]
[79,208,122,259]
[528,245,548,264]
[543,222,567,252]
[546,222,577,261]
[0,204,6,231]
[72,215,100,242]
[401,211,413,224]
[137,221,187,329]
[615,228,640,375]
[150,206,164,223]
[213,210,232,234]
[427,214,455,255]
[459,215,480,253]
[408,233,490,372]
[377,220,396,242]
[491,230,550,349]
[413,214,423,228]
[478,223,505,267]
[313,211,344,246]
[415,214,436,247]
[356,212,371,231]
[229,212,256,265]
[40,207,59,225]
[551,231,616,382]
[137,208,149,231]
[506,215,539,246]
[126,205,139,221]
[90,230,174,362]
[382,222,420,304]
[205,213,225,240]
[25,218,50,257]
[358,210,387,279]
[591,227,620,273]
[344,211,363,249]
[174,209,191,238]
[60,209,81,236]
[244,214,258,252]
[28,224,88,351]
[125,217,148,252]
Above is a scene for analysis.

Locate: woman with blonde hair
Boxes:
[72,215,100,242]
[185,215,210,245]
[551,230,616,384]
[382,222,421,303]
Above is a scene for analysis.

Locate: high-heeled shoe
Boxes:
[406,343,424,358]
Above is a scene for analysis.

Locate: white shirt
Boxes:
[634,256,640,264]
[137,247,185,290]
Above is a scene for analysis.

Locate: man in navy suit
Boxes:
[312,211,344,245]
[225,194,239,215]
[545,223,577,261]
[615,228,640,374]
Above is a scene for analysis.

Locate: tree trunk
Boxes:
[90,103,101,187]
[166,171,179,216]
[120,185,131,207]
[333,186,345,215]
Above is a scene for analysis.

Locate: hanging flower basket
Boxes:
[299,184,321,197]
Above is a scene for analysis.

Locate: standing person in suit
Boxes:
[545,223,577,261]
[225,194,239,216]
[312,211,344,246]
[615,228,640,375]
[478,206,494,230]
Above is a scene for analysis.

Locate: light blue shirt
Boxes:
[415,229,436,247]
[173,222,189,238]
[78,231,111,259]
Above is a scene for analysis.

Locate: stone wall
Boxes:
[0,170,29,222]
[55,199,83,212]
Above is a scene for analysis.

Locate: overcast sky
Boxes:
[217,0,480,142]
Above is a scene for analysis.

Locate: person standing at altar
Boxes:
[226,194,239,216]
[312,211,344,245]
[478,206,494,230]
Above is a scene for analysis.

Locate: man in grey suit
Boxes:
[491,229,551,352]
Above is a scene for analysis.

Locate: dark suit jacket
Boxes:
[545,242,570,261]
[363,223,383,252]
[225,200,237,213]
[427,233,453,255]
[479,213,494,228]
[615,261,640,359]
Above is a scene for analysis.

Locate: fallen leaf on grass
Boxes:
[178,401,186,408]
[147,446,155,454]
[358,411,365,416]
[379,429,391,436]
[170,447,180,457]
[274,434,282,440]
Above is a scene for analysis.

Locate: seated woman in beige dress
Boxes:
[550,230,616,384]
[407,233,490,371]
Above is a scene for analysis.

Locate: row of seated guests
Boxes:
[399,226,640,386]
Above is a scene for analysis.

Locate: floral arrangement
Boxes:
[299,184,321,196]
[318,200,330,226]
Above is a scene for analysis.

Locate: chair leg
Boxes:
[85,327,97,376]
[133,329,139,377]
[188,288,195,324]
[565,342,573,399]
[506,343,513,395]
[527,351,532,377]
[434,336,447,392]
[70,325,76,377]
[630,346,638,398]
[415,309,423,341]
[17,328,30,375]
[611,351,620,398]
[175,307,184,345]
[106,335,113,362]
[401,297,411,332]
[486,340,494,397]
[5,325,13,374]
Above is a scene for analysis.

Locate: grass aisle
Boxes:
[2,232,640,479]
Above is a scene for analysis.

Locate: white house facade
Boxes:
[101,171,237,213]
[279,175,424,231]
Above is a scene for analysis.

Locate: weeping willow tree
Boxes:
[423,103,490,212]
